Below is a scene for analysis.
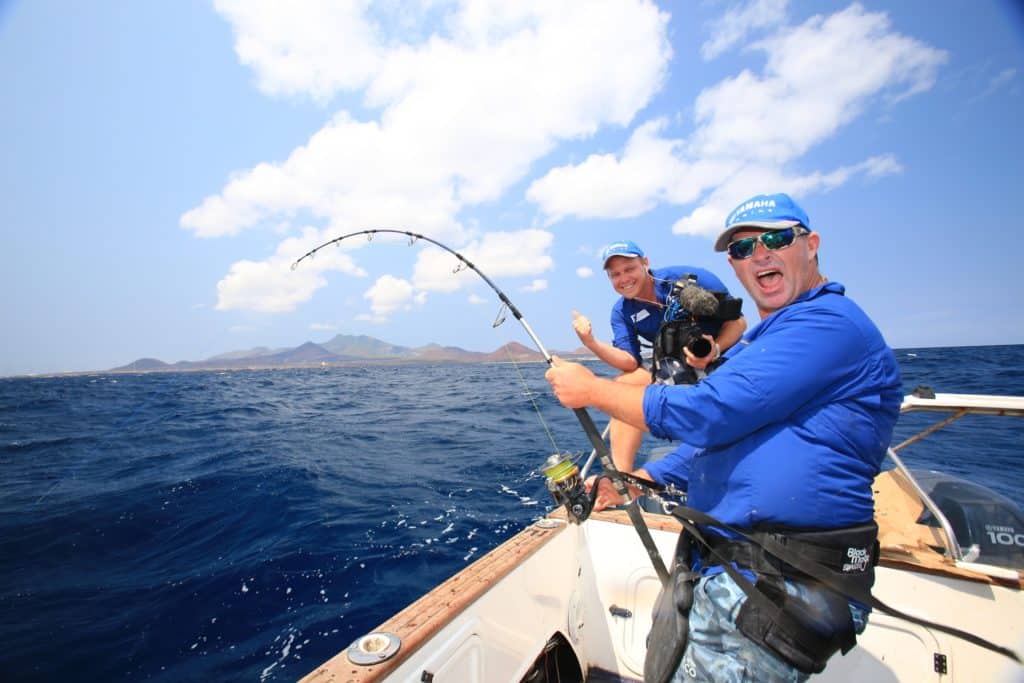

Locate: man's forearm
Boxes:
[715,316,746,352]
[586,339,640,372]
[546,358,649,431]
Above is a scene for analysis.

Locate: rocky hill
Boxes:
[110,335,591,373]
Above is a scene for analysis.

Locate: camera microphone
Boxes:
[677,281,720,317]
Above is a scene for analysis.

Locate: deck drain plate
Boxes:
[347,631,401,665]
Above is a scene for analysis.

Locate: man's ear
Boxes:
[806,232,820,262]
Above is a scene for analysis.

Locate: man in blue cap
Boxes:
[548,193,902,681]
[571,240,746,470]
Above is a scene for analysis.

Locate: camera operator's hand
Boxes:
[571,310,595,344]
[683,334,719,371]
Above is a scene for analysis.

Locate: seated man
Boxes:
[572,240,745,470]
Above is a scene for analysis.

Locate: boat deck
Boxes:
[874,469,1024,589]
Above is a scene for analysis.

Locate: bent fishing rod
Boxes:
[293,228,670,584]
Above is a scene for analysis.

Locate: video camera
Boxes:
[652,275,742,385]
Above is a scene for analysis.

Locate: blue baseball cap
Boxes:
[714,193,811,252]
[601,240,645,267]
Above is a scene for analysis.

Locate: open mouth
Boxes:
[756,268,782,288]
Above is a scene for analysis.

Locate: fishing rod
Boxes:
[293,228,670,584]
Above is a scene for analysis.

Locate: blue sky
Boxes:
[2,0,1023,377]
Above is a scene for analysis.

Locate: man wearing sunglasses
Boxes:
[546,192,902,681]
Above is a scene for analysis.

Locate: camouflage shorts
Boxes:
[670,571,870,683]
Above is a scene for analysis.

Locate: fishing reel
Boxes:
[541,453,689,523]
[540,453,593,524]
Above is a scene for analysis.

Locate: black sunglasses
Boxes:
[727,226,809,260]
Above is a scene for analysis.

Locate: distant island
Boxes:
[109,334,594,374]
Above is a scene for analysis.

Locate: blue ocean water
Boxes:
[1,344,1022,681]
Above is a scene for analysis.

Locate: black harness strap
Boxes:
[700,526,879,596]
[673,506,1023,665]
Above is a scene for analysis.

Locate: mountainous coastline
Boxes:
[110,334,593,373]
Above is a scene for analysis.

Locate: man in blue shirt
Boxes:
[547,194,902,681]
[572,240,746,470]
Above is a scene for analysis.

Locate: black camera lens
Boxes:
[686,336,713,358]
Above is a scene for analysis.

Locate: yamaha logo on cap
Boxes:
[727,198,778,226]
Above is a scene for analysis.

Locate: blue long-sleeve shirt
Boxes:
[642,281,902,530]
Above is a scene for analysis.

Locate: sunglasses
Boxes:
[727,226,809,260]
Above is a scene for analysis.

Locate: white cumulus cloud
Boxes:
[213,0,382,102]
[187,1,671,315]
[530,4,946,238]
[700,0,789,61]
[363,274,417,321]
[528,119,684,223]
[412,229,554,293]
[188,2,947,321]
[215,227,366,312]
[520,279,548,293]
